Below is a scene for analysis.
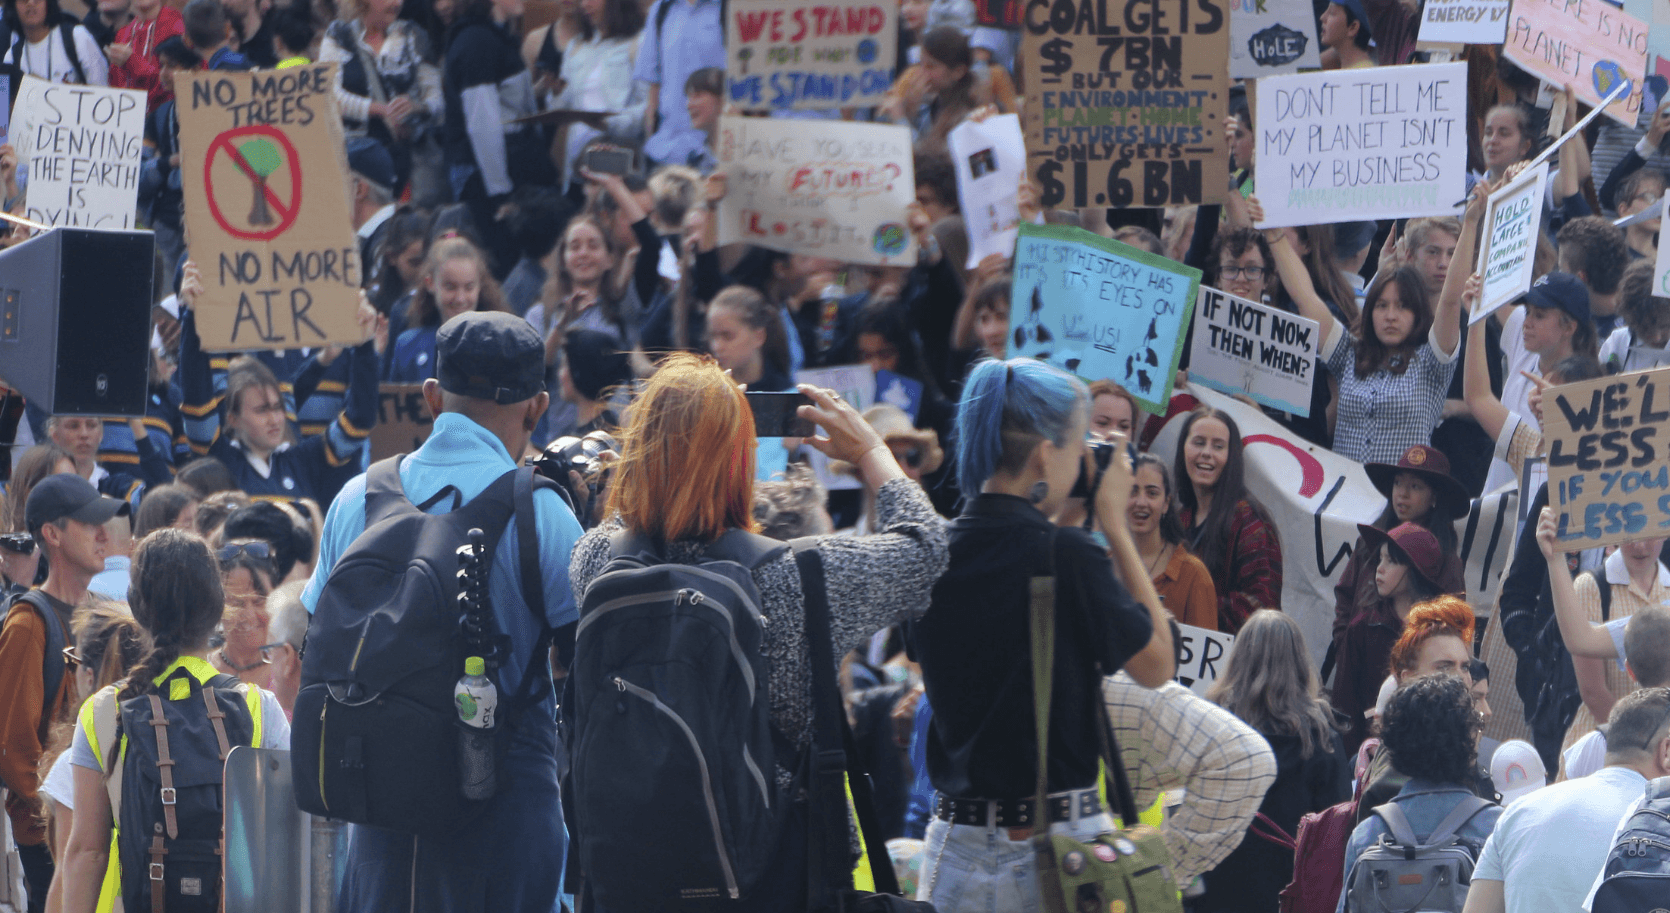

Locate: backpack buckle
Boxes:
[160,788,177,806]
[149,863,165,882]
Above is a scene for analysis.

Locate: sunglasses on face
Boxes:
[217,541,272,563]
[63,646,81,668]
[0,532,36,556]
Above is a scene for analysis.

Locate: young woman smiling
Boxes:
[1125,453,1217,630]
[1172,407,1281,634]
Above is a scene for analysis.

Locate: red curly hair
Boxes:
[1387,596,1475,677]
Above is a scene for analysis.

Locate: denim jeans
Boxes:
[916,803,1116,913]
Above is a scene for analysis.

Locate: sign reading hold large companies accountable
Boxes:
[1021,0,1230,209]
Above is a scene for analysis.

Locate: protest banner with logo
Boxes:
[716,116,915,265]
[1020,0,1229,209]
[1540,366,1670,551]
[1230,0,1321,77]
[369,384,433,461]
[1474,161,1548,323]
[725,0,895,110]
[1253,62,1468,228]
[178,63,363,352]
[1188,285,1318,416]
[1010,223,1200,414]
[1175,624,1235,696]
[11,76,146,229]
[1504,0,1647,126]
[947,113,1025,268]
[1417,0,1510,44]
[1149,385,1518,667]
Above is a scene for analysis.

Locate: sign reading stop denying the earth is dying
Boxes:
[178,63,363,352]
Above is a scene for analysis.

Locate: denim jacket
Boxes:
[1336,778,1503,913]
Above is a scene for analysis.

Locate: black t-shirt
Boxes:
[913,494,1153,800]
[442,15,524,167]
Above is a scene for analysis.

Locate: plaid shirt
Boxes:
[1323,321,1460,466]
[1103,673,1278,886]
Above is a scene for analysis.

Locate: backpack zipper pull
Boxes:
[613,676,626,692]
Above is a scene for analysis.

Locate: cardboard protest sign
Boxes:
[1504,0,1647,126]
[1175,624,1235,696]
[1230,0,1322,77]
[725,0,895,110]
[178,64,363,352]
[1150,384,1518,668]
[716,116,916,265]
[1474,162,1548,323]
[11,76,146,229]
[974,0,1020,27]
[947,113,1025,268]
[1253,63,1468,228]
[1021,0,1229,209]
[1417,0,1510,45]
[369,384,433,461]
[1188,286,1318,416]
[1009,223,1200,413]
[1541,366,1670,551]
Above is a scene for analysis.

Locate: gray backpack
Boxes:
[1344,796,1492,913]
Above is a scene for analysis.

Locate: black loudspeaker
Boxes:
[0,228,155,417]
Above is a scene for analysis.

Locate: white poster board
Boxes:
[1188,286,1319,417]
[1253,63,1469,228]
[716,116,916,265]
[795,364,876,492]
[1474,161,1549,323]
[1230,0,1322,78]
[12,75,146,229]
[1417,0,1511,44]
[947,113,1025,269]
[1175,624,1236,696]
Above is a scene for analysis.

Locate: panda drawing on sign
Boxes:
[1123,317,1162,393]
[1014,284,1053,357]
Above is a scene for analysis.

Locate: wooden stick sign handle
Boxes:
[1455,80,1628,207]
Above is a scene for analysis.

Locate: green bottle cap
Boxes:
[465,656,485,676]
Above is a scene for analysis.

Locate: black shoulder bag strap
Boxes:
[10,590,68,722]
[510,465,561,712]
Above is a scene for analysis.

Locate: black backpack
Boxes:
[291,457,556,835]
[3,590,68,720]
[115,667,256,913]
[1591,775,1670,912]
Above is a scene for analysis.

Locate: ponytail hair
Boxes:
[120,529,226,701]
[954,358,1088,501]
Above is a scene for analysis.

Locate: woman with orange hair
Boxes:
[567,353,949,906]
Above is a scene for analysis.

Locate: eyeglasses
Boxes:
[1632,192,1662,208]
[62,646,81,668]
[895,447,923,469]
[1219,265,1267,280]
[258,642,294,663]
[0,533,35,556]
[217,541,272,563]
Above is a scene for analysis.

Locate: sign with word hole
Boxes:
[1542,366,1670,551]
[1229,0,1321,77]
[12,76,146,229]
[1188,286,1318,416]
[178,63,364,352]
[716,116,916,265]
[1253,62,1468,228]
[725,0,895,110]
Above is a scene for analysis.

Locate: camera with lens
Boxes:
[0,531,36,555]
[532,430,618,526]
[1069,439,1122,501]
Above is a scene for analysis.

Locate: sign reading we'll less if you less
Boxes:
[1544,366,1670,550]
[178,63,364,352]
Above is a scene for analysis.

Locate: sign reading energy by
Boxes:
[178,63,365,353]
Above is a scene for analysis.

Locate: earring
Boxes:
[1027,481,1049,505]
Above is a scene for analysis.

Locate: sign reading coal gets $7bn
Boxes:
[1022,0,1230,209]
[1543,366,1670,551]
[178,63,364,352]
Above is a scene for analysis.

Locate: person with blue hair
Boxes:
[909,357,1174,912]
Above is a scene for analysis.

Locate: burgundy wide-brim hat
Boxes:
[1356,521,1446,595]
[1364,445,1471,517]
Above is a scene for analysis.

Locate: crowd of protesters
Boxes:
[4,0,1670,910]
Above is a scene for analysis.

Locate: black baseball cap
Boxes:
[435,311,546,405]
[26,475,130,538]
[1523,271,1591,327]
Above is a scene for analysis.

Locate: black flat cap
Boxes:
[436,312,546,405]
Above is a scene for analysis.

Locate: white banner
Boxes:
[1474,161,1548,323]
[1188,286,1319,417]
[947,113,1025,269]
[1253,63,1469,228]
[1150,386,1519,667]
[716,116,916,265]
[1417,0,1511,44]
[13,75,147,229]
[1230,0,1322,78]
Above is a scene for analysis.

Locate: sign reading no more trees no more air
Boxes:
[1253,62,1468,228]
[1543,365,1670,551]
[1020,0,1230,209]
[725,0,896,110]
[178,63,364,353]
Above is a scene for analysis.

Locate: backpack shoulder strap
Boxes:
[788,540,849,909]
[1425,795,1492,846]
[1599,572,1613,621]
[363,456,418,526]
[8,590,67,721]
[706,528,790,571]
[1371,801,1420,848]
[59,22,84,85]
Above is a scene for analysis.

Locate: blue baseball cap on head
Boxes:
[1523,271,1591,327]
[1335,0,1373,38]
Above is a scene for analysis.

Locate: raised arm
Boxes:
[1432,185,1490,360]
[1461,273,1510,441]
[1552,86,1590,209]
[1535,506,1622,658]
[1248,197,1333,330]
[1098,434,1175,687]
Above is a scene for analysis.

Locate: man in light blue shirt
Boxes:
[635,0,724,167]
[303,311,584,913]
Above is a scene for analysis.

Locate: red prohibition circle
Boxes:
[204,125,303,241]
